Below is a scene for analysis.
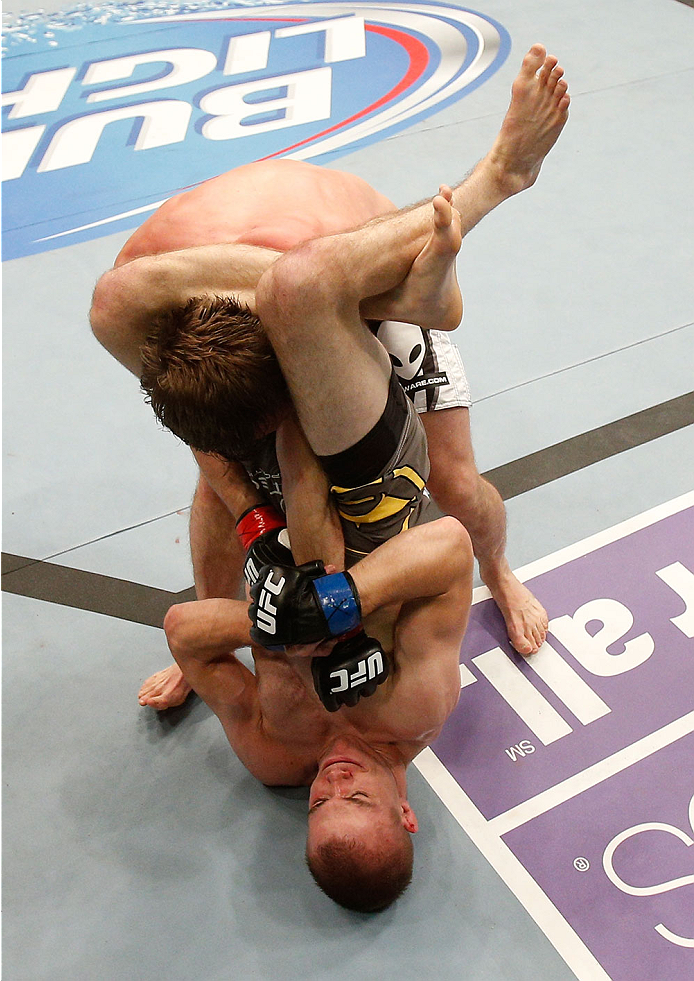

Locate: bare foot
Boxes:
[490,43,570,196]
[484,564,549,655]
[138,664,192,710]
[373,187,463,329]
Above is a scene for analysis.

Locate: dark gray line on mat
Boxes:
[1,555,195,628]
[484,391,694,500]
[3,391,693,625]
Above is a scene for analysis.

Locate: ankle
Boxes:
[478,554,513,590]
[486,148,533,197]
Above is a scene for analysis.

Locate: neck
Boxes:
[317,732,408,783]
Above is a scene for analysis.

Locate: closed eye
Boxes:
[309,792,371,814]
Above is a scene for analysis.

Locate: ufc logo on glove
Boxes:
[255,570,286,636]
[330,650,385,694]
[249,562,362,648]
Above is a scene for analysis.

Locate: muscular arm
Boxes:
[275,412,345,570]
[89,243,280,375]
[351,516,474,726]
[350,515,472,619]
[195,418,345,577]
[192,449,263,519]
[164,599,308,785]
[163,598,255,732]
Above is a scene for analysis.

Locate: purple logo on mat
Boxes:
[505,739,694,981]
[434,503,694,821]
[427,496,694,980]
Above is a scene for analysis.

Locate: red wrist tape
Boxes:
[236,505,286,551]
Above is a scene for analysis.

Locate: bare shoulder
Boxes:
[179,657,315,787]
[218,711,316,787]
[389,588,469,731]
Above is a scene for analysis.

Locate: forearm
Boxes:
[349,516,471,618]
[90,243,280,375]
[275,414,345,570]
[164,598,259,714]
[192,450,264,519]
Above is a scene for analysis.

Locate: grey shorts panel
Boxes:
[331,395,442,564]
[376,322,472,413]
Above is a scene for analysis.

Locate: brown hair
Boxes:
[306,827,413,912]
[140,294,290,461]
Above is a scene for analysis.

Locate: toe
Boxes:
[509,622,534,655]
[522,43,546,77]
[539,55,559,81]
[433,194,453,229]
[547,64,564,91]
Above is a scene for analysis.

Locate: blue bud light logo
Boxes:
[1,1,510,259]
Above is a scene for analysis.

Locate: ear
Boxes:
[401,800,419,834]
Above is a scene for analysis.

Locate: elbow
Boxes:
[89,270,116,346]
[89,267,136,365]
[88,264,149,376]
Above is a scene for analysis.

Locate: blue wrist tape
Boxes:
[312,573,361,637]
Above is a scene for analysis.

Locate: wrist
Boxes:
[312,571,362,637]
[236,504,286,551]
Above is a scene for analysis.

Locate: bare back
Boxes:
[116,159,395,264]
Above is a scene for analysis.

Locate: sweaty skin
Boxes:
[105,43,567,707]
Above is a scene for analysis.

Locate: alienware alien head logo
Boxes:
[377,320,426,380]
[1,1,510,260]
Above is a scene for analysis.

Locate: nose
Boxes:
[325,766,354,786]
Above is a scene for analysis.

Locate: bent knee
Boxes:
[434,514,473,562]
[256,239,350,329]
[163,603,187,655]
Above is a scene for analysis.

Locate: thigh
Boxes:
[333,396,443,565]
[272,301,394,457]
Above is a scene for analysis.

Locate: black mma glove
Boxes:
[311,629,389,712]
[249,562,362,648]
[236,505,293,587]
